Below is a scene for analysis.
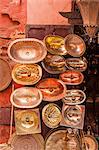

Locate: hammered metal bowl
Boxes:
[8,38,47,64]
[64,34,86,57]
[10,87,42,108]
[12,64,42,85]
[44,35,67,55]
[0,58,12,91]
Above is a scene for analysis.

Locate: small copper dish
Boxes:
[8,38,47,64]
[0,58,12,91]
[62,89,86,105]
[8,133,44,150]
[10,87,42,108]
[64,34,86,57]
[59,70,84,85]
[44,35,67,55]
[36,78,66,101]
[42,103,62,128]
[12,64,42,85]
[41,53,66,74]
[14,109,41,135]
[65,57,87,72]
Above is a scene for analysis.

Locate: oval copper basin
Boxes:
[36,78,66,101]
[65,58,87,72]
[8,38,47,63]
[0,58,12,91]
[10,87,42,108]
[62,90,86,105]
[64,34,86,57]
[59,70,84,85]
[44,35,67,55]
[42,53,66,74]
[12,64,42,85]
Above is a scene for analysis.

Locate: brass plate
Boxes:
[0,58,12,91]
[8,38,47,64]
[8,133,44,150]
[36,78,66,101]
[41,53,66,74]
[59,70,84,85]
[65,58,87,72]
[62,90,86,105]
[12,64,42,85]
[15,109,41,135]
[64,34,86,57]
[10,87,42,108]
[42,103,61,128]
[44,35,67,55]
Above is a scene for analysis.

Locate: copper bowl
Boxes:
[64,34,86,57]
[62,90,86,105]
[59,70,84,85]
[8,38,47,64]
[10,87,42,108]
[42,103,62,128]
[41,53,66,74]
[44,35,67,55]
[0,58,12,91]
[65,57,87,72]
[12,64,42,85]
[36,78,66,101]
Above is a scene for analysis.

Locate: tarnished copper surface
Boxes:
[65,57,87,72]
[14,109,41,135]
[36,78,66,101]
[8,38,47,64]
[0,58,12,91]
[8,133,44,150]
[10,87,42,108]
[59,70,84,85]
[64,34,86,57]
[44,35,67,55]
[41,53,66,74]
[12,64,42,85]
[42,103,61,128]
[45,129,80,150]
[62,90,86,105]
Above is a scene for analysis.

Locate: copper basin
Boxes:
[8,38,47,64]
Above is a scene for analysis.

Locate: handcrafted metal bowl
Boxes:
[41,53,66,74]
[65,57,87,72]
[62,90,86,105]
[10,87,42,108]
[44,35,67,55]
[0,58,12,91]
[8,133,44,150]
[36,78,66,101]
[42,103,61,128]
[45,129,80,150]
[8,38,47,64]
[59,70,84,85]
[12,64,42,85]
[64,34,86,57]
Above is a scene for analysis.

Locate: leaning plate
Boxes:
[44,35,67,55]
[62,90,86,105]
[59,70,84,85]
[0,58,12,91]
[36,78,66,101]
[42,103,61,128]
[12,64,42,85]
[64,34,86,57]
[8,133,44,150]
[41,53,66,74]
[8,38,47,64]
[10,87,42,108]
[65,57,87,72]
